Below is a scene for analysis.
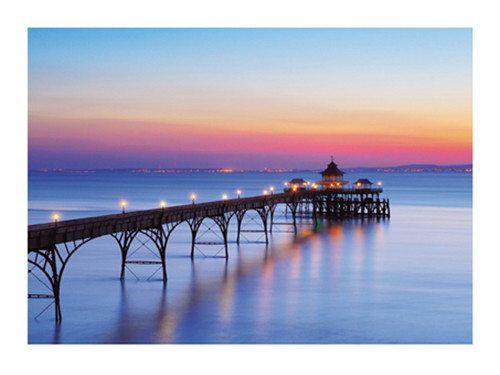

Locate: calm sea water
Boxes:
[27,171,472,344]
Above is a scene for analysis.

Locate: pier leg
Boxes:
[212,214,231,259]
[235,210,246,245]
[286,201,298,234]
[48,247,62,322]
[312,198,318,231]
[223,229,229,258]
[263,218,268,244]
[269,205,276,234]
[111,231,139,281]
[236,220,242,244]
[190,229,198,259]
[157,236,168,282]
[255,208,269,244]
[187,218,203,259]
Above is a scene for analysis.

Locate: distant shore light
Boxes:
[377,181,382,186]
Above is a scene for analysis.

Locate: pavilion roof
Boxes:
[288,178,307,184]
[354,178,373,185]
[320,161,345,176]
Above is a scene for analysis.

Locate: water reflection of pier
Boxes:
[108,217,388,343]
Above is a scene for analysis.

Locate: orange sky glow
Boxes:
[28,28,472,169]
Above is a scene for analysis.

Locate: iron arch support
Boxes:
[189,212,234,259]
[28,236,94,322]
[233,209,248,245]
[137,220,184,281]
[111,230,140,281]
[252,206,273,244]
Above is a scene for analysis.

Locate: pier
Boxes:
[28,187,389,322]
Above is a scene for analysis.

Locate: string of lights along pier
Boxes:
[28,161,390,322]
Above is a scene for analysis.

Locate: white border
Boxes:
[2,1,499,374]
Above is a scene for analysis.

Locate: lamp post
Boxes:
[121,201,127,213]
[270,186,274,195]
[263,190,268,196]
[52,213,59,223]
[222,194,228,201]
[160,201,166,209]
[191,194,196,205]
[236,190,241,199]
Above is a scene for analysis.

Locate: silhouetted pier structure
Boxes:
[28,188,389,322]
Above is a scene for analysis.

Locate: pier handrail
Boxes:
[28,192,295,251]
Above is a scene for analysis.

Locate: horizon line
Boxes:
[28,163,473,173]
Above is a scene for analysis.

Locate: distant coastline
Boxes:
[29,164,473,174]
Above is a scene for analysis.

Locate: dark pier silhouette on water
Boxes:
[28,162,389,322]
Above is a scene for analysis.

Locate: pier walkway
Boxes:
[28,188,389,321]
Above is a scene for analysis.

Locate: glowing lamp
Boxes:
[52,213,60,222]
[121,201,127,213]
[191,194,196,204]
[377,182,382,186]
[270,186,274,194]
[292,186,297,192]
[357,183,361,187]
[263,190,268,196]
[313,184,318,190]
[236,190,241,198]
[160,201,166,208]
[222,194,228,200]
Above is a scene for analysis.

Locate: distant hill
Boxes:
[342,164,472,172]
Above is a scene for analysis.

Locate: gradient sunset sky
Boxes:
[28,28,472,170]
